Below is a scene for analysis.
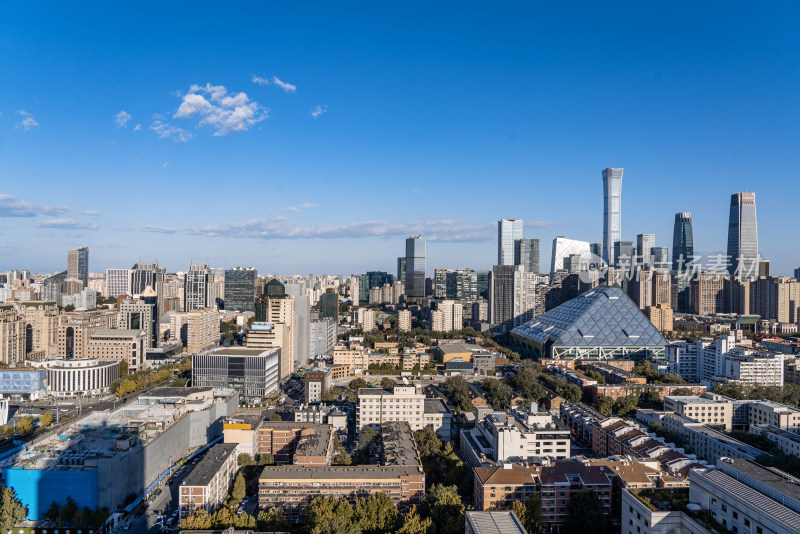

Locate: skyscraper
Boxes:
[636,234,655,269]
[651,247,669,271]
[497,219,523,266]
[223,267,257,312]
[727,192,759,277]
[405,236,426,299]
[550,237,592,273]
[514,238,540,273]
[319,289,338,322]
[602,168,623,266]
[184,264,215,311]
[672,213,694,271]
[67,247,89,287]
[397,257,407,287]
[105,269,131,298]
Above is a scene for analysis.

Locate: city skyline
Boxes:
[1,4,799,275]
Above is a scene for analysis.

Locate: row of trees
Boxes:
[42,498,109,529]
[712,382,800,409]
[0,413,51,440]
[633,361,687,384]
[414,428,472,501]
[179,472,253,530]
[299,487,463,534]
[111,357,190,398]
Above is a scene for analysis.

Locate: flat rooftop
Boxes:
[437,343,484,354]
[465,511,526,534]
[423,398,448,415]
[258,464,422,480]
[209,347,277,357]
[726,458,800,502]
[666,395,728,405]
[182,443,238,487]
[381,421,421,467]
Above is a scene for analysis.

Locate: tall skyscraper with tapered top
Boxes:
[672,213,694,271]
[727,192,759,278]
[497,219,523,266]
[602,168,623,266]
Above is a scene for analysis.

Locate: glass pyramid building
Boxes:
[511,284,667,360]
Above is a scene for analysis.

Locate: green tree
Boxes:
[414,427,443,458]
[257,507,290,532]
[510,495,545,534]
[396,505,432,534]
[482,378,512,410]
[270,413,283,422]
[302,496,355,532]
[231,472,246,505]
[311,516,362,534]
[40,412,53,427]
[119,359,129,375]
[179,509,212,530]
[211,506,235,528]
[595,395,614,416]
[234,512,256,529]
[332,440,352,466]
[354,493,398,534]
[60,496,78,524]
[443,375,475,412]
[349,377,368,391]
[564,490,609,534]
[613,395,639,417]
[0,488,28,533]
[238,453,255,467]
[512,368,544,403]
[43,502,60,525]
[380,377,396,389]
[258,453,275,466]
[420,484,464,534]
[16,417,34,436]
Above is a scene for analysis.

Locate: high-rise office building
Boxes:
[433,269,478,300]
[489,265,545,333]
[131,263,167,317]
[613,241,634,269]
[550,237,592,273]
[514,238,540,273]
[223,267,257,312]
[636,234,655,269]
[105,269,131,298]
[651,247,669,271]
[497,219,523,266]
[283,281,310,369]
[672,213,694,271]
[602,168,623,266]
[67,247,89,288]
[405,236,426,299]
[119,289,158,348]
[397,257,407,287]
[184,264,215,311]
[727,192,759,277]
[254,291,296,380]
[319,289,338,322]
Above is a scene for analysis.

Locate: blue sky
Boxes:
[1,2,799,276]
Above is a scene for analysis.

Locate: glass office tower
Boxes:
[497,219,523,266]
[224,267,257,312]
[602,168,623,266]
[727,192,758,277]
[405,235,426,298]
[514,238,540,273]
[672,213,694,271]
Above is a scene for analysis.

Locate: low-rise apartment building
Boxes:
[461,405,571,467]
[178,443,238,519]
[663,393,733,431]
[356,384,452,440]
[257,421,424,516]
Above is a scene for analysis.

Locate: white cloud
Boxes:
[271,77,296,93]
[15,110,39,132]
[251,74,270,86]
[172,83,267,136]
[162,162,169,168]
[0,194,69,217]
[151,116,193,142]
[133,123,142,131]
[310,105,328,118]
[114,110,132,128]
[271,202,320,213]
[141,218,504,242]
[35,219,98,231]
